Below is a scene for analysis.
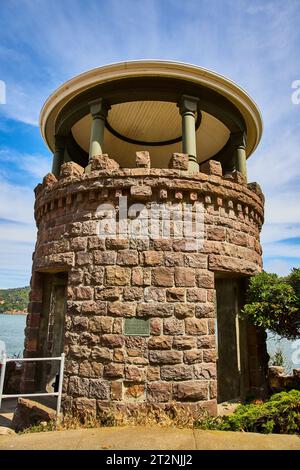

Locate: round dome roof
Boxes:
[40,60,262,168]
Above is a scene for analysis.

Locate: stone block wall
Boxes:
[22,155,265,417]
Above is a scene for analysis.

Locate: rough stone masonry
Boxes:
[22,152,266,418]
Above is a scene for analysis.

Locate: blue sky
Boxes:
[0,0,299,288]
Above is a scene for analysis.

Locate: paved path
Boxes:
[0,426,300,450]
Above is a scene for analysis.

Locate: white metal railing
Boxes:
[0,352,65,420]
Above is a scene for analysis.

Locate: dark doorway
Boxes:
[215,277,249,403]
[36,272,68,392]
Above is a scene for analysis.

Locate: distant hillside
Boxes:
[0,286,30,313]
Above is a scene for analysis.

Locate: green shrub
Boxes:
[270,348,284,367]
[194,390,300,434]
[240,271,300,340]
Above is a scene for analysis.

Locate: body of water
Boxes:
[0,314,26,357]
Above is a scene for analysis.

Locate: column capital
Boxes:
[88,98,111,120]
[178,94,200,116]
[231,131,247,149]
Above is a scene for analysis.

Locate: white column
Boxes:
[232,131,247,180]
[52,135,67,177]
[86,98,110,173]
[179,95,200,173]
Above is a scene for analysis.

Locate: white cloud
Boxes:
[264,242,300,260]
[0,148,51,181]
[0,179,36,288]
[0,179,34,225]
[261,223,300,244]
[263,258,299,277]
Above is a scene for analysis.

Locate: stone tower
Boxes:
[22,61,268,418]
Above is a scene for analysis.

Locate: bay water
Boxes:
[0,314,26,357]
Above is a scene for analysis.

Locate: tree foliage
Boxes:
[0,286,30,313]
[240,269,300,340]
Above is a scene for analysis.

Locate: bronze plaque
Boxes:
[124,318,150,336]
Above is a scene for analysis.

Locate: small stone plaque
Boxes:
[124,318,150,336]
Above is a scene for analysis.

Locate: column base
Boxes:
[188,159,199,174]
[85,163,92,174]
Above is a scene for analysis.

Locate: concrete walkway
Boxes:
[0,426,300,450]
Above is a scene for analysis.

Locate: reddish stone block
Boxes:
[130,185,152,200]
[91,154,119,171]
[117,250,139,266]
[148,336,173,350]
[173,336,197,350]
[174,267,196,287]
[203,349,216,362]
[166,288,185,302]
[125,365,146,383]
[194,363,217,380]
[174,303,195,318]
[113,348,126,362]
[196,272,214,289]
[68,376,90,396]
[184,349,203,364]
[147,382,172,402]
[132,267,151,286]
[105,266,131,286]
[165,253,184,267]
[195,303,215,318]
[150,318,162,335]
[137,303,173,318]
[185,318,208,335]
[164,317,184,335]
[111,381,123,400]
[79,361,103,378]
[161,365,193,381]
[148,350,183,365]
[186,288,207,303]
[200,160,222,177]
[60,162,84,178]
[168,153,189,170]
[101,334,124,348]
[95,287,121,301]
[173,380,209,401]
[108,302,136,317]
[94,250,116,265]
[147,367,161,382]
[197,335,216,349]
[152,267,174,287]
[206,226,226,241]
[89,316,113,334]
[136,151,150,168]
[123,287,143,301]
[91,347,112,362]
[142,251,164,266]
[104,363,124,379]
[74,286,93,300]
[184,253,208,268]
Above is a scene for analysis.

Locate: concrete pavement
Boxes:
[0,426,300,450]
